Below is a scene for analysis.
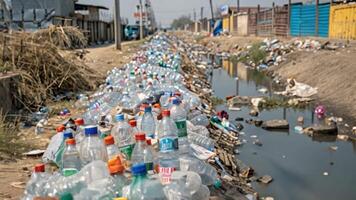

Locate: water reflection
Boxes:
[207,54,356,200]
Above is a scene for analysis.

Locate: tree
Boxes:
[171,15,193,30]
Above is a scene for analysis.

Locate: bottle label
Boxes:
[146,162,154,171]
[159,138,178,152]
[159,166,176,185]
[62,168,78,177]
[120,144,134,160]
[175,120,187,138]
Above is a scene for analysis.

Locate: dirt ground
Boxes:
[0,40,142,200]
[194,33,356,129]
[83,40,145,76]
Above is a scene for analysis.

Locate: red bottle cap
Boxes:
[74,118,84,126]
[104,135,115,146]
[66,138,76,145]
[56,125,65,133]
[34,163,45,172]
[162,110,170,117]
[129,120,137,127]
[135,133,146,141]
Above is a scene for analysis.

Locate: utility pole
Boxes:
[193,8,196,22]
[201,7,204,21]
[209,0,214,20]
[237,0,240,13]
[139,0,143,40]
[114,0,121,50]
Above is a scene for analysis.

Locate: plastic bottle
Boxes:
[42,125,65,163]
[74,118,85,151]
[163,171,203,200]
[131,133,155,174]
[62,138,82,177]
[107,157,129,197]
[23,164,50,198]
[129,120,139,135]
[111,114,135,160]
[157,110,179,184]
[160,91,172,109]
[140,106,156,139]
[54,130,74,167]
[127,164,165,200]
[187,132,215,151]
[179,155,220,187]
[170,98,189,154]
[80,126,108,165]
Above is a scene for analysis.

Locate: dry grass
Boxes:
[0,26,102,111]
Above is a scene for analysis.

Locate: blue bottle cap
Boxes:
[115,114,124,121]
[172,98,180,105]
[131,163,147,176]
[144,106,152,113]
[63,130,73,140]
[84,126,98,136]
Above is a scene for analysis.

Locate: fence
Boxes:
[185,2,356,40]
[329,3,356,40]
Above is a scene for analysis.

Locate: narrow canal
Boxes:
[208,56,356,200]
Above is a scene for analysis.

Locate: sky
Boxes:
[78,0,313,27]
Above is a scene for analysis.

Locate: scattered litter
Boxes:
[275,78,318,98]
[294,126,303,134]
[228,106,241,111]
[253,139,263,146]
[258,87,268,94]
[23,149,46,156]
[329,145,338,151]
[337,134,349,141]
[10,182,26,189]
[323,172,329,176]
[249,110,259,117]
[250,135,258,139]
[297,116,304,124]
[251,98,266,108]
[257,175,273,184]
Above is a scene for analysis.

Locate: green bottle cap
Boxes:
[60,192,73,200]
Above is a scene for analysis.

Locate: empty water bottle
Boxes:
[141,106,156,139]
[187,132,215,151]
[131,133,155,174]
[62,138,82,176]
[170,98,189,154]
[107,157,129,197]
[23,164,50,199]
[80,126,108,165]
[126,164,165,199]
[111,114,135,160]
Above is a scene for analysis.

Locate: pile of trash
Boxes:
[23,34,254,200]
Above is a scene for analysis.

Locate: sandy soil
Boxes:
[83,40,144,76]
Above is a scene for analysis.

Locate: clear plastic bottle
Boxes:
[163,171,203,200]
[187,132,215,151]
[131,133,155,174]
[157,110,179,184]
[127,164,165,200]
[111,114,135,160]
[80,126,108,165]
[74,118,85,151]
[170,98,189,154]
[107,157,129,197]
[160,91,172,109]
[129,119,139,135]
[62,138,82,177]
[141,106,156,139]
[42,125,65,163]
[23,164,50,198]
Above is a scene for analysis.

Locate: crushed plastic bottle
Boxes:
[80,126,108,165]
[187,132,215,151]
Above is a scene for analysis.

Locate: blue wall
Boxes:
[290,3,330,37]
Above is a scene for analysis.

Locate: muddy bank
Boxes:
[191,33,356,133]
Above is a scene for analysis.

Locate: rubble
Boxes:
[304,124,338,135]
[257,175,273,184]
[261,120,289,130]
